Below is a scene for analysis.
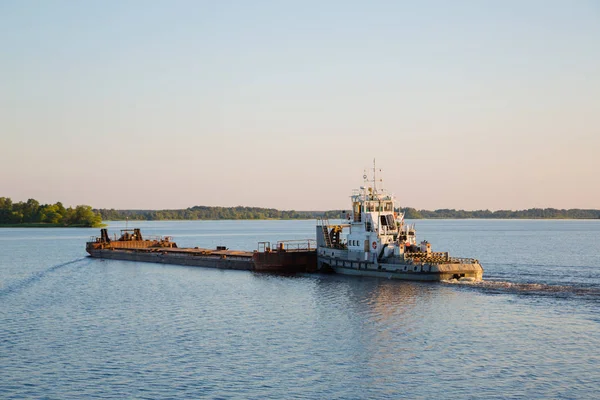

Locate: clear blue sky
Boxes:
[1,0,599,210]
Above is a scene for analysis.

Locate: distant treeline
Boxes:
[97,205,600,221]
[399,207,600,219]
[0,197,103,227]
[97,206,345,221]
[3,198,598,225]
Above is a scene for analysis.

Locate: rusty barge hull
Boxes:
[86,229,317,273]
[253,250,317,273]
[87,247,254,270]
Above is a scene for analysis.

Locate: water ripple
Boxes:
[0,257,89,297]
[443,278,600,299]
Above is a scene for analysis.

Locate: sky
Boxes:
[1,0,599,211]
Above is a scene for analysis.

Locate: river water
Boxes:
[1,220,599,399]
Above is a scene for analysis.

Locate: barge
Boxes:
[86,228,317,272]
[316,162,484,281]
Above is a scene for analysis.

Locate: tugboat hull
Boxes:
[319,256,483,281]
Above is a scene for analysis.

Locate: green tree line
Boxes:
[399,207,600,219]
[0,197,103,227]
[3,198,598,225]
[97,206,345,221]
[98,206,600,221]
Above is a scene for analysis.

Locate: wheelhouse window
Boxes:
[386,214,395,226]
[380,214,396,228]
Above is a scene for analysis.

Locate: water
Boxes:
[1,220,599,399]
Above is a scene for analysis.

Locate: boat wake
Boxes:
[0,257,90,297]
[442,278,600,299]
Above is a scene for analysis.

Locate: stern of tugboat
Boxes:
[428,262,484,281]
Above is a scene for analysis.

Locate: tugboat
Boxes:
[316,162,483,281]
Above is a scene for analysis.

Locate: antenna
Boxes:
[373,158,377,194]
[126,217,129,230]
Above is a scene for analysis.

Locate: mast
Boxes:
[373,158,377,195]
[363,169,368,204]
[374,158,379,235]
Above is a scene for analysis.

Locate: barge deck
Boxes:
[86,228,316,272]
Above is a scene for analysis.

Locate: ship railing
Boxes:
[87,234,172,244]
[111,234,172,242]
[257,239,317,252]
[317,217,351,228]
[257,241,272,252]
[316,217,330,227]
[140,235,172,242]
[404,252,478,264]
[276,239,317,251]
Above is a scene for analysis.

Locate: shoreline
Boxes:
[0,223,107,228]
